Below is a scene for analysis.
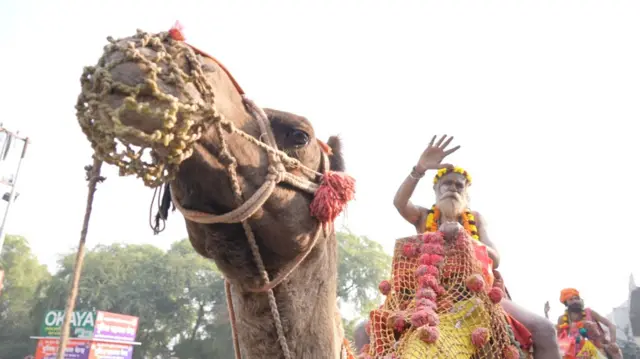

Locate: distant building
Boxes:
[606,274,640,346]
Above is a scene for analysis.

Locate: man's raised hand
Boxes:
[416,134,460,173]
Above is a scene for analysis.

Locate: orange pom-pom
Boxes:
[471,327,490,348]
[503,345,521,359]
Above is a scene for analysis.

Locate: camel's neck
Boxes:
[230,233,339,359]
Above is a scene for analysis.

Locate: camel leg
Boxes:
[501,299,561,359]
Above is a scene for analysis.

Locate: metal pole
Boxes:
[0,137,29,256]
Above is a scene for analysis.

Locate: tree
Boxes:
[38,241,228,359]
[0,235,51,359]
[336,229,391,316]
[0,230,390,359]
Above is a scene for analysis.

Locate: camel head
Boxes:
[76,28,347,289]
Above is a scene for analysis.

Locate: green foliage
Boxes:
[0,235,51,359]
[0,230,391,359]
[337,229,391,317]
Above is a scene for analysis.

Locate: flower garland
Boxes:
[433,167,473,185]
[558,310,589,342]
[426,205,480,241]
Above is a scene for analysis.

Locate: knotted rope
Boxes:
[72,24,356,359]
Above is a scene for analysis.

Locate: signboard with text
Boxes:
[34,339,133,359]
[38,310,138,342]
[93,311,139,342]
[34,339,90,359]
[40,311,95,339]
[34,309,139,359]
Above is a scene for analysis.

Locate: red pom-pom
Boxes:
[420,253,444,266]
[426,265,440,276]
[417,326,440,343]
[402,243,418,258]
[379,280,391,295]
[416,298,438,310]
[393,316,406,333]
[422,232,444,244]
[418,275,439,290]
[309,171,355,223]
[410,308,438,327]
[455,235,468,249]
[416,288,437,300]
[410,310,428,327]
[488,287,504,304]
[415,265,428,277]
[422,243,445,255]
[168,21,185,41]
[465,274,485,293]
[471,327,490,347]
[503,345,521,359]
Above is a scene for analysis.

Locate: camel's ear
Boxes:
[326,136,345,172]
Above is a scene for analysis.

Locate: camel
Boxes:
[76,27,354,359]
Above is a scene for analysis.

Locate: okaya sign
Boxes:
[40,310,95,339]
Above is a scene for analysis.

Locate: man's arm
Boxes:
[393,167,426,227]
[591,310,617,342]
[473,211,501,269]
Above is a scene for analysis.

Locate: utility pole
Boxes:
[0,127,29,257]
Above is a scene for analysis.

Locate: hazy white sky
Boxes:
[1,0,639,322]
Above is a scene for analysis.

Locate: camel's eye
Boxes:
[286,129,310,148]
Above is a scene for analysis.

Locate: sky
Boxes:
[1,0,639,323]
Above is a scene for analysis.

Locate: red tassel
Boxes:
[309,171,355,223]
[169,21,185,41]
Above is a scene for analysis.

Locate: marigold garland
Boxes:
[433,166,472,185]
[557,310,587,331]
[426,205,480,241]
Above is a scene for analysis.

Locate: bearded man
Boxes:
[389,134,561,359]
[557,288,621,359]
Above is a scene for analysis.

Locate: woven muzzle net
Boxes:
[76,29,220,187]
[364,231,532,359]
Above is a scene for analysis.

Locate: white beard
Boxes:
[437,195,467,222]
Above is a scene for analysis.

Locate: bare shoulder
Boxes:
[470,210,487,225]
[589,309,603,319]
